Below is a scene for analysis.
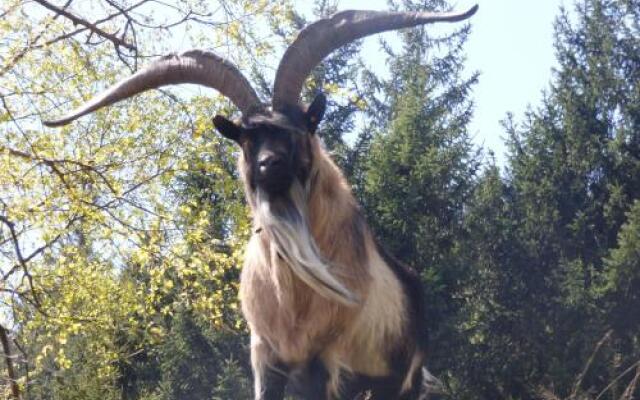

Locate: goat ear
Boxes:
[305,93,326,134]
[213,115,242,142]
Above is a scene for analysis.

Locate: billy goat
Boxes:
[45,5,478,399]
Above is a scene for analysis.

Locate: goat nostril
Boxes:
[258,156,283,174]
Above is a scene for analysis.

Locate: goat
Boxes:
[44,5,478,399]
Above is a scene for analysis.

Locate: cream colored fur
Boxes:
[254,182,356,305]
[240,136,419,397]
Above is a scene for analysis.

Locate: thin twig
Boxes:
[619,364,640,400]
[571,330,613,398]
[596,359,640,400]
[32,0,136,51]
[0,0,72,79]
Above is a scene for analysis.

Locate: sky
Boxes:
[304,0,569,166]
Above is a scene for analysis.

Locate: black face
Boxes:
[241,125,301,196]
[213,93,327,198]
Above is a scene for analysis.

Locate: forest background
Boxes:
[1,0,639,398]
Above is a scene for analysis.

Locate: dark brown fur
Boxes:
[236,117,427,399]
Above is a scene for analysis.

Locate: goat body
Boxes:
[241,136,427,399]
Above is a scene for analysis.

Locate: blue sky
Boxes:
[462,0,565,165]
[306,0,568,165]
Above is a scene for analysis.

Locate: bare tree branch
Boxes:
[1,214,81,283]
[595,359,640,400]
[620,365,640,400]
[570,330,612,398]
[0,324,21,400]
[32,0,136,52]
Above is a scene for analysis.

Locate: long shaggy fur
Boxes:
[240,136,426,398]
[255,181,356,305]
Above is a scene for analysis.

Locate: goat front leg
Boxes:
[297,357,332,400]
[251,335,288,400]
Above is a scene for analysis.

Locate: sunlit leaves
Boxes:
[0,0,294,395]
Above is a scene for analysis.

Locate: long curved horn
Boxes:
[271,5,478,110]
[44,50,262,127]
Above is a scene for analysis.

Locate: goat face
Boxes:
[213,93,327,198]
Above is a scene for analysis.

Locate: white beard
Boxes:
[255,180,356,305]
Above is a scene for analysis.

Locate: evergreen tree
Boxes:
[452,163,536,398]
[153,310,248,400]
[359,0,480,383]
[455,0,640,397]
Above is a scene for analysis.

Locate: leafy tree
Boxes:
[0,0,295,397]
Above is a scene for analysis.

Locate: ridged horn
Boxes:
[271,4,478,111]
[44,49,262,127]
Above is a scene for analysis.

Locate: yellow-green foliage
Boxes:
[0,0,296,395]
